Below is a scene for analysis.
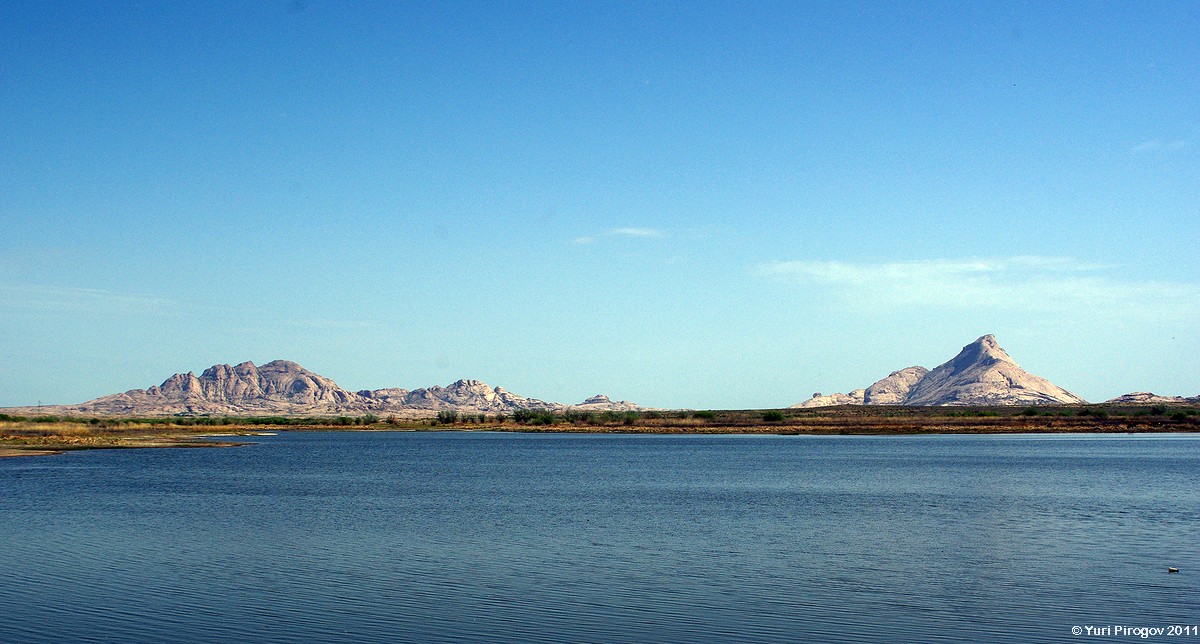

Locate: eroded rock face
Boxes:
[70,360,362,415]
[793,335,1086,408]
[392,379,558,412]
[574,394,640,411]
[791,389,866,409]
[39,361,640,417]
[863,367,929,404]
[1104,392,1189,404]
[903,335,1085,406]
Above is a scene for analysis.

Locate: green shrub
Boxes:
[762,410,784,422]
[511,409,558,425]
[692,410,716,420]
[435,410,459,424]
[564,410,594,424]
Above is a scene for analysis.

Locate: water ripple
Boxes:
[2,432,1198,642]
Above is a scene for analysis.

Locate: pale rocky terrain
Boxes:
[799,390,868,407]
[864,366,930,404]
[357,378,561,413]
[793,335,1087,408]
[1104,392,1199,404]
[9,360,639,417]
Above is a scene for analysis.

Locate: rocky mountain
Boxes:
[29,360,639,417]
[357,379,560,412]
[1104,392,1199,405]
[904,335,1086,406]
[573,394,641,412]
[793,335,1086,408]
[798,390,867,408]
[864,366,930,404]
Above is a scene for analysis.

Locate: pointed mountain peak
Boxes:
[947,334,1013,371]
[905,334,1084,406]
[795,335,1086,408]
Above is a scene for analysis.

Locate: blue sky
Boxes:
[2,1,1197,408]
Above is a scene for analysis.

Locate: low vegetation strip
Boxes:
[2,406,1197,456]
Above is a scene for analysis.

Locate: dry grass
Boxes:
[0,420,251,455]
[2,405,1197,457]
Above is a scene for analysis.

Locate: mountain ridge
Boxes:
[5,340,1193,416]
[793,334,1087,408]
[13,360,639,417]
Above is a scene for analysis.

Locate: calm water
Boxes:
[2,432,1198,643]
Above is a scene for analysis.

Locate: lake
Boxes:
[2,431,1197,642]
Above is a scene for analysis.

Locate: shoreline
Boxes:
[0,440,249,458]
[3,408,1197,458]
[6,427,1200,459]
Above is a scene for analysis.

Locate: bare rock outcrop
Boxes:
[1104,392,1190,404]
[903,335,1086,406]
[22,361,640,417]
[864,367,929,404]
[375,379,560,412]
[792,389,867,409]
[793,335,1086,408]
[69,360,363,415]
[573,394,641,412]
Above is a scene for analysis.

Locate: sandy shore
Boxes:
[0,439,246,458]
[0,447,64,458]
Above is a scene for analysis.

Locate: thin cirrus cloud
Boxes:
[757,256,1199,319]
[1130,139,1189,154]
[573,227,665,244]
[283,318,385,331]
[0,283,178,316]
[1,285,392,332]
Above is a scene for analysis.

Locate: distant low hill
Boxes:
[1104,392,1200,405]
[794,335,1088,408]
[8,360,639,417]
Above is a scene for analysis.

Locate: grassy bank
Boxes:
[0,416,256,456]
[3,404,1198,457]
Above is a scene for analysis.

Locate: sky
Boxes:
[1,0,1197,409]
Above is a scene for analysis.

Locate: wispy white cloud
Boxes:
[758,256,1199,319]
[0,284,178,316]
[574,227,665,244]
[609,227,663,237]
[1131,139,1189,154]
[283,318,385,331]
